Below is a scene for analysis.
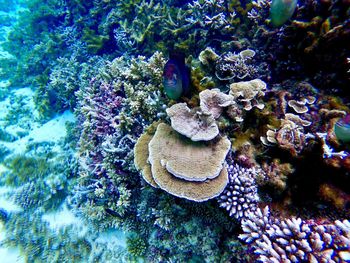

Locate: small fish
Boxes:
[270,0,298,27]
[163,52,190,100]
[334,114,350,143]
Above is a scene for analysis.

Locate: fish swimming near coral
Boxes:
[270,0,298,27]
[163,52,190,100]
[335,114,350,143]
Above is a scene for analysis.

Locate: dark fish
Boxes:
[335,114,350,143]
[163,52,190,100]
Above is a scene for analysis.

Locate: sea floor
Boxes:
[0,86,128,261]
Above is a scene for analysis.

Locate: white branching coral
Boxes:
[218,164,260,221]
[239,206,350,263]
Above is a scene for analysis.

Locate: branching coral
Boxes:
[73,52,169,229]
[218,163,260,221]
[240,206,350,263]
[215,49,259,81]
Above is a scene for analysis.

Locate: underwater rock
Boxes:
[163,53,190,100]
[334,114,350,143]
[270,0,297,27]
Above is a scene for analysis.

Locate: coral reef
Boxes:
[1,0,350,261]
[218,163,260,221]
[240,206,350,263]
[134,123,230,202]
[229,78,267,111]
[166,102,219,141]
[215,49,260,81]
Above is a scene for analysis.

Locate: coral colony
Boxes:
[0,0,349,262]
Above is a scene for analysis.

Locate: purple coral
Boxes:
[239,206,350,263]
[218,164,260,221]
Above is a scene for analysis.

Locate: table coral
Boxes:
[166,102,219,141]
[149,123,230,182]
[199,88,235,119]
[134,123,230,202]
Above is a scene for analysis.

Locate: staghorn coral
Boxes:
[105,52,167,130]
[218,163,260,221]
[185,0,239,34]
[239,206,350,263]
